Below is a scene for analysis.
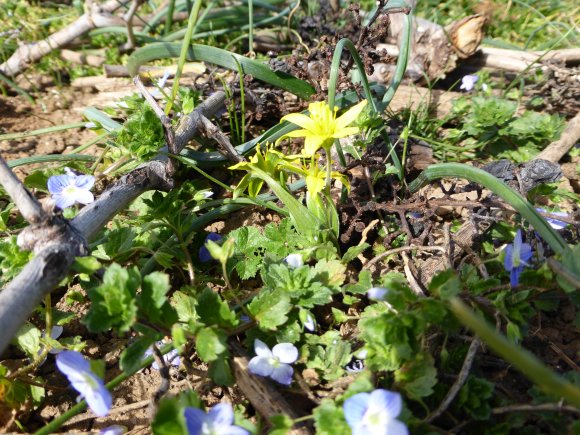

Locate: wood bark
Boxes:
[0,92,226,355]
[0,0,125,77]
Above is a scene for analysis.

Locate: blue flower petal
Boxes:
[519,243,533,263]
[205,233,223,243]
[343,392,370,428]
[383,419,409,435]
[83,375,112,417]
[184,407,206,435]
[56,351,91,376]
[503,244,514,270]
[208,403,234,426]
[369,389,402,420]
[270,363,294,385]
[510,265,523,287]
[248,356,274,377]
[198,246,213,263]
[47,175,72,194]
[74,174,95,190]
[272,343,298,364]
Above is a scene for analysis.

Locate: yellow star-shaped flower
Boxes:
[280,100,368,156]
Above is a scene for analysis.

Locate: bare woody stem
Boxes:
[0,156,45,223]
[0,91,226,355]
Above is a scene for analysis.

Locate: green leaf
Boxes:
[208,358,234,386]
[72,256,102,274]
[140,271,176,325]
[428,269,461,300]
[269,414,294,435]
[120,333,160,374]
[342,243,370,264]
[394,352,438,400]
[13,322,41,359]
[195,288,238,328]
[196,327,227,362]
[152,396,188,435]
[126,43,315,100]
[171,291,198,324]
[84,263,140,333]
[248,289,291,330]
[313,399,351,435]
[456,376,495,420]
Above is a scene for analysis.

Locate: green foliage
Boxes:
[313,399,351,435]
[455,376,495,420]
[0,236,32,285]
[229,219,309,279]
[115,104,165,161]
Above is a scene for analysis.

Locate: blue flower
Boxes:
[199,233,223,263]
[503,229,533,287]
[143,341,181,370]
[303,314,316,332]
[47,168,95,210]
[460,74,478,91]
[284,253,303,268]
[343,389,408,435]
[367,287,389,300]
[536,208,568,230]
[184,403,249,435]
[56,351,112,417]
[100,425,125,435]
[248,339,298,385]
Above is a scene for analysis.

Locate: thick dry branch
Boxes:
[0,0,125,77]
[536,111,580,163]
[0,244,78,353]
[0,156,45,224]
[0,92,226,356]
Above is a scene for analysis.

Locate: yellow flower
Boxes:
[280,100,368,156]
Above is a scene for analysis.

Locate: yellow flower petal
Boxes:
[280,113,317,131]
[303,135,326,155]
[332,126,359,139]
[335,100,367,131]
[284,129,311,138]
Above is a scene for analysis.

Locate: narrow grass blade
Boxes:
[7,154,96,168]
[126,43,315,99]
[0,123,86,141]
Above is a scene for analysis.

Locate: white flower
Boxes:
[460,74,479,92]
[284,253,303,268]
[304,314,316,332]
[343,389,408,435]
[368,287,389,300]
[248,339,298,385]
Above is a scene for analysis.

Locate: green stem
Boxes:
[164,0,176,36]
[34,344,175,435]
[381,11,411,108]
[407,163,569,255]
[450,297,580,407]
[166,0,204,115]
[248,0,254,55]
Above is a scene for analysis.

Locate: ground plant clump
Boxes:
[0,0,579,434]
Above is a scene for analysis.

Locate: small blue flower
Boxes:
[184,403,249,435]
[303,314,316,332]
[536,208,568,230]
[248,339,298,385]
[56,351,112,417]
[503,229,533,287]
[143,341,181,370]
[460,74,478,91]
[367,287,388,300]
[284,253,303,268]
[199,233,223,263]
[100,425,125,435]
[47,168,95,210]
[343,389,408,435]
